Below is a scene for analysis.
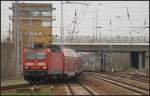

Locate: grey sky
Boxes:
[1,1,149,40]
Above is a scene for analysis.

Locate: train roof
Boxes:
[77,53,82,57]
[63,48,78,57]
[47,45,61,52]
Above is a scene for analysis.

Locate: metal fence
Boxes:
[52,35,149,43]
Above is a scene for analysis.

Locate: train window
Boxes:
[26,52,46,60]
[26,52,36,60]
[36,52,46,59]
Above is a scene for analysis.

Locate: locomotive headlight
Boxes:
[24,66,29,69]
[42,66,47,69]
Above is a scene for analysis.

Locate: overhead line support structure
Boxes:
[14,1,21,78]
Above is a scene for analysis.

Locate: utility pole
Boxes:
[95,9,98,41]
[30,7,33,48]
[9,23,11,43]
[100,51,103,71]
[61,1,64,40]
[109,44,113,72]
[92,11,95,41]
[14,1,21,78]
[96,27,103,42]
[72,4,77,40]
[62,1,89,41]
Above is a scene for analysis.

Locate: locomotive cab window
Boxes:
[26,52,46,60]
[48,45,61,52]
[36,52,46,59]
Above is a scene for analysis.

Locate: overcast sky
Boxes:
[1,1,149,40]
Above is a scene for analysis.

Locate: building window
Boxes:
[42,20,51,27]
[42,11,51,16]
[32,10,51,16]
[32,10,42,16]
[32,11,40,16]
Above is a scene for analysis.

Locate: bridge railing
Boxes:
[52,35,149,43]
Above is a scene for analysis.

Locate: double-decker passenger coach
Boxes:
[22,46,83,82]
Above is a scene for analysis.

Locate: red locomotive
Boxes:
[22,45,83,82]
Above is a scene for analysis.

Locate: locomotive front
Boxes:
[22,48,49,82]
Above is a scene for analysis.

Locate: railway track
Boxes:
[119,72,149,78]
[109,73,149,83]
[86,71,149,83]
[1,83,31,90]
[115,72,149,83]
[66,81,96,95]
[88,74,149,95]
[90,73,149,90]
[2,80,97,95]
[0,82,49,91]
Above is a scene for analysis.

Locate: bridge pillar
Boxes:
[139,52,146,69]
[103,52,107,71]
[139,52,142,69]
[95,51,108,72]
[142,52,146,68]
[109,45,113,72]
[100,52,104,71]
[99,51,107,72]
[95,51,101,72]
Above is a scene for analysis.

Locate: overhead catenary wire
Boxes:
[76,3,90,26]
[67,2,89,27]
[64,1,90,37]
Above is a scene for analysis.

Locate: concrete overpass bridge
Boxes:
[52,35,149,52]
[51,36,149,71]
[51,42,149,52]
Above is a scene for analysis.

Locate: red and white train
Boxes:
[22,45,83,82]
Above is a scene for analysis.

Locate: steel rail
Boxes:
[1,83,31,90]
[111,73,149,83]
[88,74,149,95]
[77,81,96,95]
[90,73,149,90]
[67,81,96,95]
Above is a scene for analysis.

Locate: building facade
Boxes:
[11,3,56,47]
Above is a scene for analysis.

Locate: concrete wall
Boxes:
[83,53,97,71]
[1,42,16,80]
[108,52,130,71]
[83,51,149,73]
[83,52,131,72]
